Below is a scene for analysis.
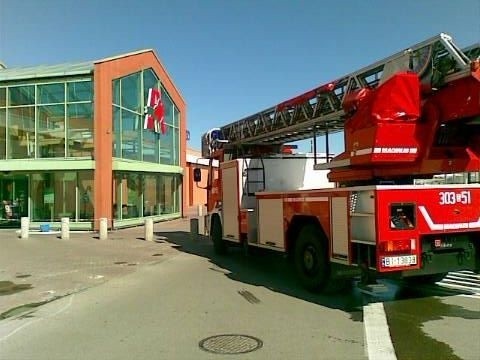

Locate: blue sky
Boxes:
[0,0,479,154]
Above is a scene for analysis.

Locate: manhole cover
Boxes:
[199,334,263,354]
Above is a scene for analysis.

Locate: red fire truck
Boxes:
[194,33,480,292]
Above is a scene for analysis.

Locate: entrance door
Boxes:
[0,175,28,227]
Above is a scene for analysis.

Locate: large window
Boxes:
[0,79,93,160]
[30,170,93,222]
[8,107,35,159]
[37,105,65,158]
[112,69,181,165]
[68,103,93,157]
[113,172,181,220]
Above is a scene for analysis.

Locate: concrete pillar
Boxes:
[190,218,199,240]
[198,204,204,217]
[61,217,70,240]
[20,217,29,239]
[145,218,154,242]
[99,217,108,240]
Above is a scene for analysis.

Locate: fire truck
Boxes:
[194,33,480,292]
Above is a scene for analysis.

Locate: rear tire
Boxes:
[211,216,227,255]
[294,224,330,292]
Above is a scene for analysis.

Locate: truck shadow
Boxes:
[154,230,471,317]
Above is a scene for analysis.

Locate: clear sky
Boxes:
[0,0,479,154]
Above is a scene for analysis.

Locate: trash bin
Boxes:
[40,224,50,232]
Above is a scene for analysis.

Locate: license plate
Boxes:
[382,255,417,268]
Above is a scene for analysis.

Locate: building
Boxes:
[184,147,219,216]
[0,50,186,230]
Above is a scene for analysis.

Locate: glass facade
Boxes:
[0,171,93,225]
[112,69,180,165]
[113,172,181,220]
[0,79,93,159]
[0,60,183,229]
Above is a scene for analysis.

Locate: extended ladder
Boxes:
[202,33,477,157]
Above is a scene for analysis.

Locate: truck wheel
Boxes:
[294,224,330,292]
[211,216,227,255]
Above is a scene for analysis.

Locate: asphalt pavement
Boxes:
[0,218,190,318]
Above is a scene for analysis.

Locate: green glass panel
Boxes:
[38,104,65,158]
[67,81,92,102]
[173,104,179,128]
[160,124,174,165]
[67,103,93,157]
[0,109,5,159]
[9,86,35,106]
[38,83,65,104]
[8,106,35,159]
[0,88,6,107]
[79,170,94,221]
[143,69,158,104]
[143,129,158,163]
[121,73,141,112]
[113,79,120,106]
[113,105,121,157]
[174,127,179,166]
[121,109,141,160]
[161,86,174,126]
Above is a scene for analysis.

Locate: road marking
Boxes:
[363,302,397,360]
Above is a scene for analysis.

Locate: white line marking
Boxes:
[364,302,397,360]
[419,205,480,230]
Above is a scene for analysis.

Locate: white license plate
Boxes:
[382,255,417,268]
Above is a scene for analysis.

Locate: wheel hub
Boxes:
[303,246,316,271]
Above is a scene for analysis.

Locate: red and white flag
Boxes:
[144,88,166,134]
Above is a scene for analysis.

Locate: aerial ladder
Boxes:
[196,33,480,292]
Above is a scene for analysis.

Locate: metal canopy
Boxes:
[214,33,476,147]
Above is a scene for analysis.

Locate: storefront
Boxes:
[0,50,186,230]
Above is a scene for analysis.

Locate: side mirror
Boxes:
[193,168,202,182]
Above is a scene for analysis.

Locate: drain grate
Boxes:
[199,334,263,354]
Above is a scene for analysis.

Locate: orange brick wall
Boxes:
[93,50,186,229]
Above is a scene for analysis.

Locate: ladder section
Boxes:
[206,33,472,151]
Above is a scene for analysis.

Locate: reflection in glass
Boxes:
[67,103,93,157]
[0,109,5,159]
[112,105,121,157]
[38,105,65,158]
[113,79,120,106]
[143,130,158,162]
[113,172,181,219]
[9,86,35,106]
[160,124,174,165]
[121,73,141,112]
[8,107,35,159]
[144,174,159,216]
[38,83,65,104]
[121,109,141,160]
[143,69,158,104]
[161,86,174,126]
[67,81,93,102]
[0,88,6,107]
[78,171,93,220]
[120,173,143,219]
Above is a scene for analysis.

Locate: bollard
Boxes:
[145,218,154,241]
[20,217,29,239]
[99,217,108,240]
[190,218,199,241]
[61,217,70,240]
